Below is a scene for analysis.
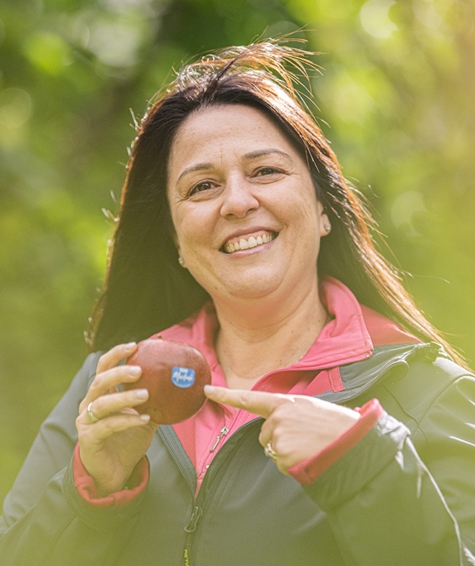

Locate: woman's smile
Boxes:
[221,230,278,254]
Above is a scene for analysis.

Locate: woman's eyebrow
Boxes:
[177,162,213,183]
[243,149,292,161]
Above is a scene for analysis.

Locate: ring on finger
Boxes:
[87,402,100,423]
[264,441,277,462]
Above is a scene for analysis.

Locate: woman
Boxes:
[1,42,474,565]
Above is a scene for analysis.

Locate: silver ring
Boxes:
[264,441,277,461]
[87,402,100,423]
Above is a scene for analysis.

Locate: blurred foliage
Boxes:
[1,0,474,504]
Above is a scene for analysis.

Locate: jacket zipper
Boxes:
[178,422,262,566]
[210,426,229,452]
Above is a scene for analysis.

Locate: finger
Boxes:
[204,385,293,419]
[80,389,150,423]
[259,418,276,448]
[80,364,142,412]
[258,398,305,447]
[261,435,290,476]
[96,342,137,375]
[79,412,154,441]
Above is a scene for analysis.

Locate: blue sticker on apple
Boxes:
[171,367,195,388]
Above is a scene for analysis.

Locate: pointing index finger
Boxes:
[204,385,293,419]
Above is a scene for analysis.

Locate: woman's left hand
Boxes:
[204,386,360,475]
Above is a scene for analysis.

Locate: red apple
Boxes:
[124,337,211,424]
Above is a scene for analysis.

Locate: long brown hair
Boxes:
[88,40,463,364]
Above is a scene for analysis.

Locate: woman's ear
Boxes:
[170,230,187,268]
[319,208,332,237]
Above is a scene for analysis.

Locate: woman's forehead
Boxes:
[168,104,300,172]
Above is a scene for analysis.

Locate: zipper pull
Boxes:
[184,506,203,533]
[210,426,229,452]
[183,506,203,565]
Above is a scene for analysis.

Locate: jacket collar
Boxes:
[319,341,442,404]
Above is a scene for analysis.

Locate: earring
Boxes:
[324,223,332,233]
[178,255,186,267]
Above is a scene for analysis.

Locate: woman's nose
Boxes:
[219,175,259,218]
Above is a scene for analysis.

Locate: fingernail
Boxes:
[136,389,148,399]
[140,414,150,422]
[129,366,141,376]
[204,385,215,395]
[126,342,136,350]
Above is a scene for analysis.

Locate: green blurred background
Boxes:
[1,0,474,505]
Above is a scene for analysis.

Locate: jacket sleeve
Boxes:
[0,353,148,566]
[303,367,475,566]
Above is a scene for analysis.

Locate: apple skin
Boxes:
[123,337,211,424]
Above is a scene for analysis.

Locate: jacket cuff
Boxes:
[73,444,149,508]
[288,398,384,485]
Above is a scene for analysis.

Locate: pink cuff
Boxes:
[288,398,384,485]
[73,444,149,508]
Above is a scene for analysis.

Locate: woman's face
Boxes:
[167,104,329,304]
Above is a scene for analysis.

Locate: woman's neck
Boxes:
[213,282,329,390]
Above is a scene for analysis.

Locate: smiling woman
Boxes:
[1,41,475,566]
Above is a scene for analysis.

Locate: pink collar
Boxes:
[157,276,419,372]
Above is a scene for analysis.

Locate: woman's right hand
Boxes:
[76,342,158,496]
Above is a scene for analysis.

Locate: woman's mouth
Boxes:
[222,231,278,254]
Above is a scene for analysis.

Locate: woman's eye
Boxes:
[255,167,281,177]
[189,181,213,196]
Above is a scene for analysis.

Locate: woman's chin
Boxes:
[211,274,287,304]
[188,259,307,305]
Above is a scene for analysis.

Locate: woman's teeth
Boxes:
[224,232,275,254]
